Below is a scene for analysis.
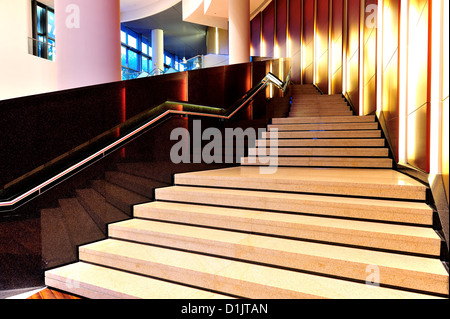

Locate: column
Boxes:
[228,0,250,64]
[152,29,164,74]
[55,0,121,90]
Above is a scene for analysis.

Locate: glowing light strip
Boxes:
[430,0,443,175]
[376,0,383,112]
[0,73,289,210]
[398,0,408,164]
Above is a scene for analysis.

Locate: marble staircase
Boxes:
[44,84,449,299]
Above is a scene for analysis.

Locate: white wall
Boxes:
[0,0,57,101]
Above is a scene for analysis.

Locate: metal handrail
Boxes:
[0,70,291,212]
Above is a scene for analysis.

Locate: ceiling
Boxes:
[122,1,208,59]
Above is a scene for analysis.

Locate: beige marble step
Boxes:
[293,97,345,101]
[134,201,441,256]
[272,116,376,124]
[241,156,393,168]
[262,130,381,139]
[249,147,389,157]
[268,123,379,131]
[156,186,432,224]
[76,239,443,299]
[45,262,233,299]
[256,138,386,147]
[108,219,448,295]
[290,105,351,112]
[173,167,428,201]
[290,111,354,117]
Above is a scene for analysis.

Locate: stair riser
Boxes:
[256,139,386,147]
[249,148,389,157]
[133,205,441,256]
[109,225,447,295]
[272,116,376,124]
[263,131,382,139]
[268,123,379,131]
[155,189,432,225]
[290,112,354,117]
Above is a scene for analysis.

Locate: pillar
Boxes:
[228,0,250,64]
[55,0,121,90]
[152,29,164,74]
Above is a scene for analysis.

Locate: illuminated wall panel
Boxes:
[330,0,343,94]
[315,0,329,93]
[251,13,262,57]
[276,0,288,58]
[442,0,449,203]
[406,0,430,172]
[289,0,303,83]
[302,0,315,83]
[346,0,361,114]
[262,1,275,58]
[362,0,377,115]
[382,0,400,161]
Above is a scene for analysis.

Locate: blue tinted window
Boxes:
[47,10,55,39]
[121,46,127,67]
[128,50,138,70]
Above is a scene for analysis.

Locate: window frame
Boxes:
[31,0,55,60]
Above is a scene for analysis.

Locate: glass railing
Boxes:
[28,37,56,61]
[0,69,291,213]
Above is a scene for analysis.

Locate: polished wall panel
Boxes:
[251,13,262,56]
[330,0,344,94]
[302,0,315,83]
[345,0,361,113]
[406,0,430,172]
[382,0,400,161]
[276,0,288,58]
[289,0,303,83]
[316,0,329,93]
[363,0,377,115]
[442,0,449,203]
[263,1,275,57]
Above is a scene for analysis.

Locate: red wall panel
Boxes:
[263,1,275,57]
[276,0,288,58]
[346,0,361,114]
[303,0,315,83]
[251,13,262,57]
[316,0,329,93]
[331,0,343,94]
[289,0,302,83]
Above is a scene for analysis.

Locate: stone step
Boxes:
[76,188,130,234]
[249,147,389,157]
[41,208,77,269]
[290,104,350,111]
[268,123,379,131]
[134,201,441,256]
[289,110,354,117]
[58,198,105,247]
[92,180,150,215]
[173,167,428,201]
[105,171,167,198]
[45,262,233,299]
[76,239,444,299]
[241,156,393,168]
[262,130,381,139]
[156,185,432,224]
[256,138,386,147]
[108,219,448,295]
[272,116,376,124]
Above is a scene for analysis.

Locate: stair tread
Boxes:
[268,123,378,131]
[241,156,393,168]
[256,139,386,147]
[135,201,438,241]
[263,130,381,138]
[250,148,389,157]
[77,239,444,299]
[92,180,150,205]
[109,219,448,293]
[106,170,167,197]
[173,166,427,200]
[45,262,232,299]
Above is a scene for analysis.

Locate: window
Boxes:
[31,1,55,60]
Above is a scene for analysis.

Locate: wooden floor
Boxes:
[27,288,81,299]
